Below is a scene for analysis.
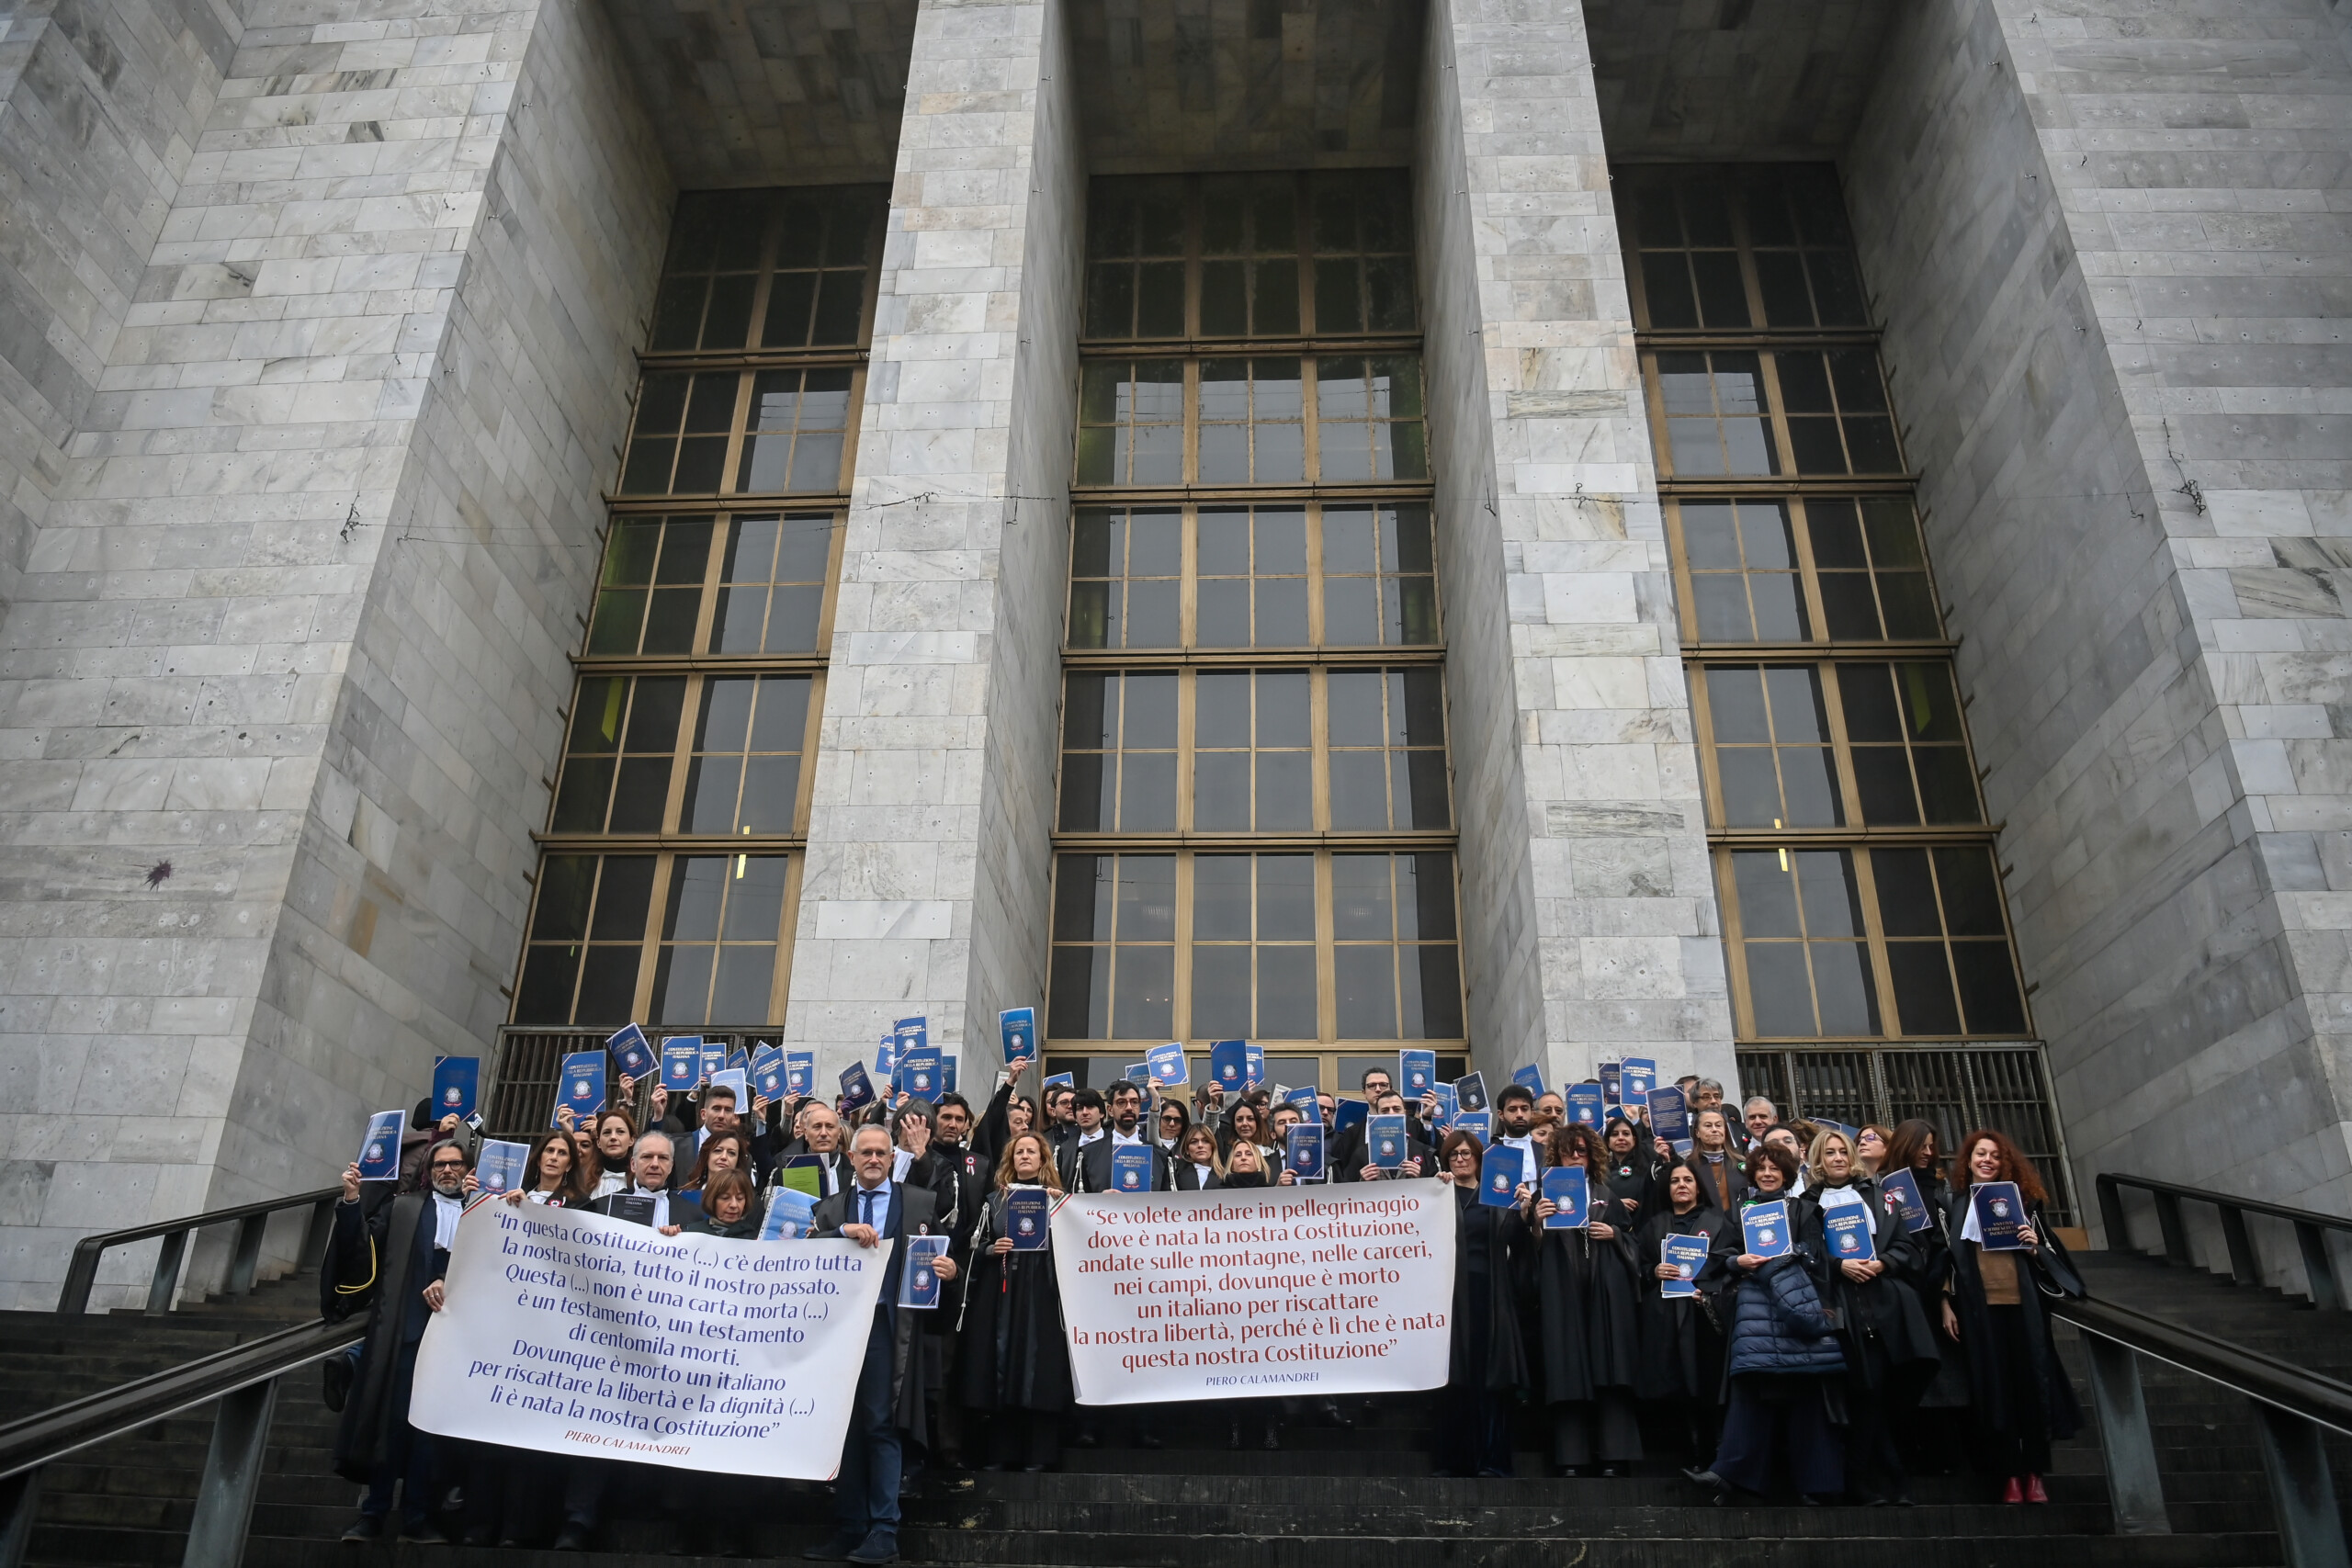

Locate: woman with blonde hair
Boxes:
[1172,1122,1224,1190]
[953,1133,1072,1472]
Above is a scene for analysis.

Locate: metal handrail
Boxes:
[2050,1292,2352,1436]
[56,1187,343,1316]
[2097,1171,2350,1310]
[0,1316,363,1481]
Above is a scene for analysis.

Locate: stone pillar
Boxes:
[784,0,1080,1078]
[1412,0,1736,1089]
[0,0,670,1306]
[1846,0,2352,1227]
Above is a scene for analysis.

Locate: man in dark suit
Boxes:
[585,1131,699,1232]
[1064,1081,1173,1192]
[775,1102,850,1199]
[802,1123,956,1565]
[1339,1090,1433,1182]
[326,1139,471,1543]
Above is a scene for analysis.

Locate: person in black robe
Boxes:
[1940,1128,2082,1504]
[1600,1114,1660,1216]
[1881,1119,1965,1477]
[1435,1129,1529,1477]
[1803,1129,1939,1506]
[1523,1123,1644,1475]
[1634,1157,1731,1464]
[952,1132,1074,1472]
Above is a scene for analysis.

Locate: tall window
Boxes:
[1622,165,2066,1204]
[1049,173,1464,1089]
[509,186,883,1028]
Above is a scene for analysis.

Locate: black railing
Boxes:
[0,1315,365,1568]
[2097,1171,2351,1311]
[2052,1291,2352,1561]
[55,1188,343,1317]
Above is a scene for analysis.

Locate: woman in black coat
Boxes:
[1691,1141,1849,1505]
[1436,1129,1529,1477]
[1880,1119,1965,1475]
[1802,1129,1938,1505]
[1634,1158,1731,1464]
[1940,1128,2081,1504]
[1171,1124,1224,1190]
[1600,1115,1660,1216]
[954,1132,1075,1472]
[1523,1123,1645,1475]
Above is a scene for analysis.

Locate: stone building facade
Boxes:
[0,0,2345,1303]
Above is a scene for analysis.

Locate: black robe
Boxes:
[1528,1188,1644,1403]
[1894,1168,1969,1409]
[1634,1204,1730,1402]
[952,1187,1074,1414]
[1800,1182,1938,1394]
[322,1192,446,1483]
[1449,1185,1531,1393]
[1941,1190,2081,1441]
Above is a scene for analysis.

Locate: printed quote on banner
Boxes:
[1050,1179,1457,1404]
[409,1203,887,1479]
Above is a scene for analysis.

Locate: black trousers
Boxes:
[462,1446,562,1544]
[1976,1305,2054,1479]
[1435,1384,1511,1476]
[1843,1383,1907,1501]
[1551,1389,1642,1467]
[1711,1375,1842,1497]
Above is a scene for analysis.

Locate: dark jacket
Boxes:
[952,1186,1074,1414]
[1803,1182,1939,1393]
[1719,1198,1848,1380]
[1634,1204,1731,1402]
[1527,1183,1644,1403]
[586,1189,704,1229]
[1172,1160,1224,1190]
[1450,1185,1532,1393]
[322,1192,454,1482]
[1064,1134,1172,1193]
[812,1179,944,1443]
[1941,1189,2082,1442]
[684,1205,762,1239]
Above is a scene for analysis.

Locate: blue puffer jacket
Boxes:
[1724,1256,1849,1377]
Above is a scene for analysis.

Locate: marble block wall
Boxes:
[1413,0,1735,1093]
[0,0,668,1306]
[782,0,1079,1079]
[0,0,239,620]
[1848,0,2352,1235]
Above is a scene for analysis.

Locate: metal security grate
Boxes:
[486,1027,783,1141]
[1734,1043,2074,1223]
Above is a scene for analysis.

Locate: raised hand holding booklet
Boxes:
[1647,1086,1690,1145]
[556,1052,606,1125]
[1512,1063,1546,1098]
[1453,1110,1491,1143]
[1541,1165,1589,1229]
[751,1044,787,1100]
[1210,1039,1249,1091]
[605,1024,655,1082]
[1566,1083,1604,1127]
[662,1041,703,1094]
[785,1051,814,1096]
[839,1061,876,1112]
[356,1109,406,1181]
[1399,1049,1436,1097]
[1147,1041,1189,1089]
[1741,1199,1793,1260]
[1620,1056,1657,1107]
[898,1048,942,1099]
[1660,1233,1710,1298]
[999,1007,1037,1067]
[432,1055,480,1120]
[1333,1099,1370,1138]
[1454,1071,1489,1113]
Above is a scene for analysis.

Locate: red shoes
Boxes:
[2001,1475,2049,1504]
[2001,1476,2024,1504]
[2025,1474,2049,1504]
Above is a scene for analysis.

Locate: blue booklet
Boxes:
[751,1044,786,1100]
[899,1235,948,1309]
[1621,1055,1657,1107]
[1824,1204,1877,1263]
[1111,1144,1154,1193]
[894,1017,927,1073]
[1006,1189,1051,1250]
[1283,1082,1319,1117]
[356,1109,406,1181]
[1399,1049,1436,1098]
[558,1052,606,1124]
[1815,1118,1859,1142]
[1541,1165,1589,1229]
[707,1068,748,1114]
[1972,1181,2027,1250]
[1453,1110,1491,1142]
[999,1006,1037,1066]
[839,1061,875,1112]
[605,1024,655,1083]
[1599,1059,1622,1107]
[1648,1086,1690,1144]
[1742,1199,1793,1259]
[1453,1071,1488,1113]
[1369,1115,1407,1170]
[786,1051,814,1097]
[1431,1083,1459,1130]
[940,1052,958,1093]
[662,1041,703,1094]
[1478,1145,1522,1207]
[1878,1167,1932,1233]
[1210,1039,1249,1093]
[1287,1122,1325,1182]
[1044,1071,1075,1089]
[898,1048,942,1099]
[431,1055,479,1120]
[1245,1043,1265,1089]
[475,1138,527,1196]
[1147,1041,1189,1089]
[1566,1082,1604,1128]
[691,1040,720,1085]
[1661,1233,1710,1298]
[1123,1062,1150,1087]
[724,1045,751,1078]
[1512,1063,1546,1098]
[1333,1099,1370,1139]
[761,1187,817,1240]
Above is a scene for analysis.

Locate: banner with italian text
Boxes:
[408,1201,887,1478]
[1049,1180,1457,1404]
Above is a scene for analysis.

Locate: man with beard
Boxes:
[327,1138,472,1543]
[1492,1084,1543,1188]
[1067,1081,1172,1192]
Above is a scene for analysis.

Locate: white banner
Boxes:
[1049,1179,1457,1405]
[409,1201,886,1478]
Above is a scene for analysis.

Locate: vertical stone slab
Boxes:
[1413,0,1735,1089]
[0,0,669,1305]
[1848,0,2352,1227]
[785,0,1079,1077]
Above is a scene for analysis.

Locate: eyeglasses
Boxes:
[431,1160,468,1172]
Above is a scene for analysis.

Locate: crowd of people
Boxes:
[321,1064,2084,1564]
